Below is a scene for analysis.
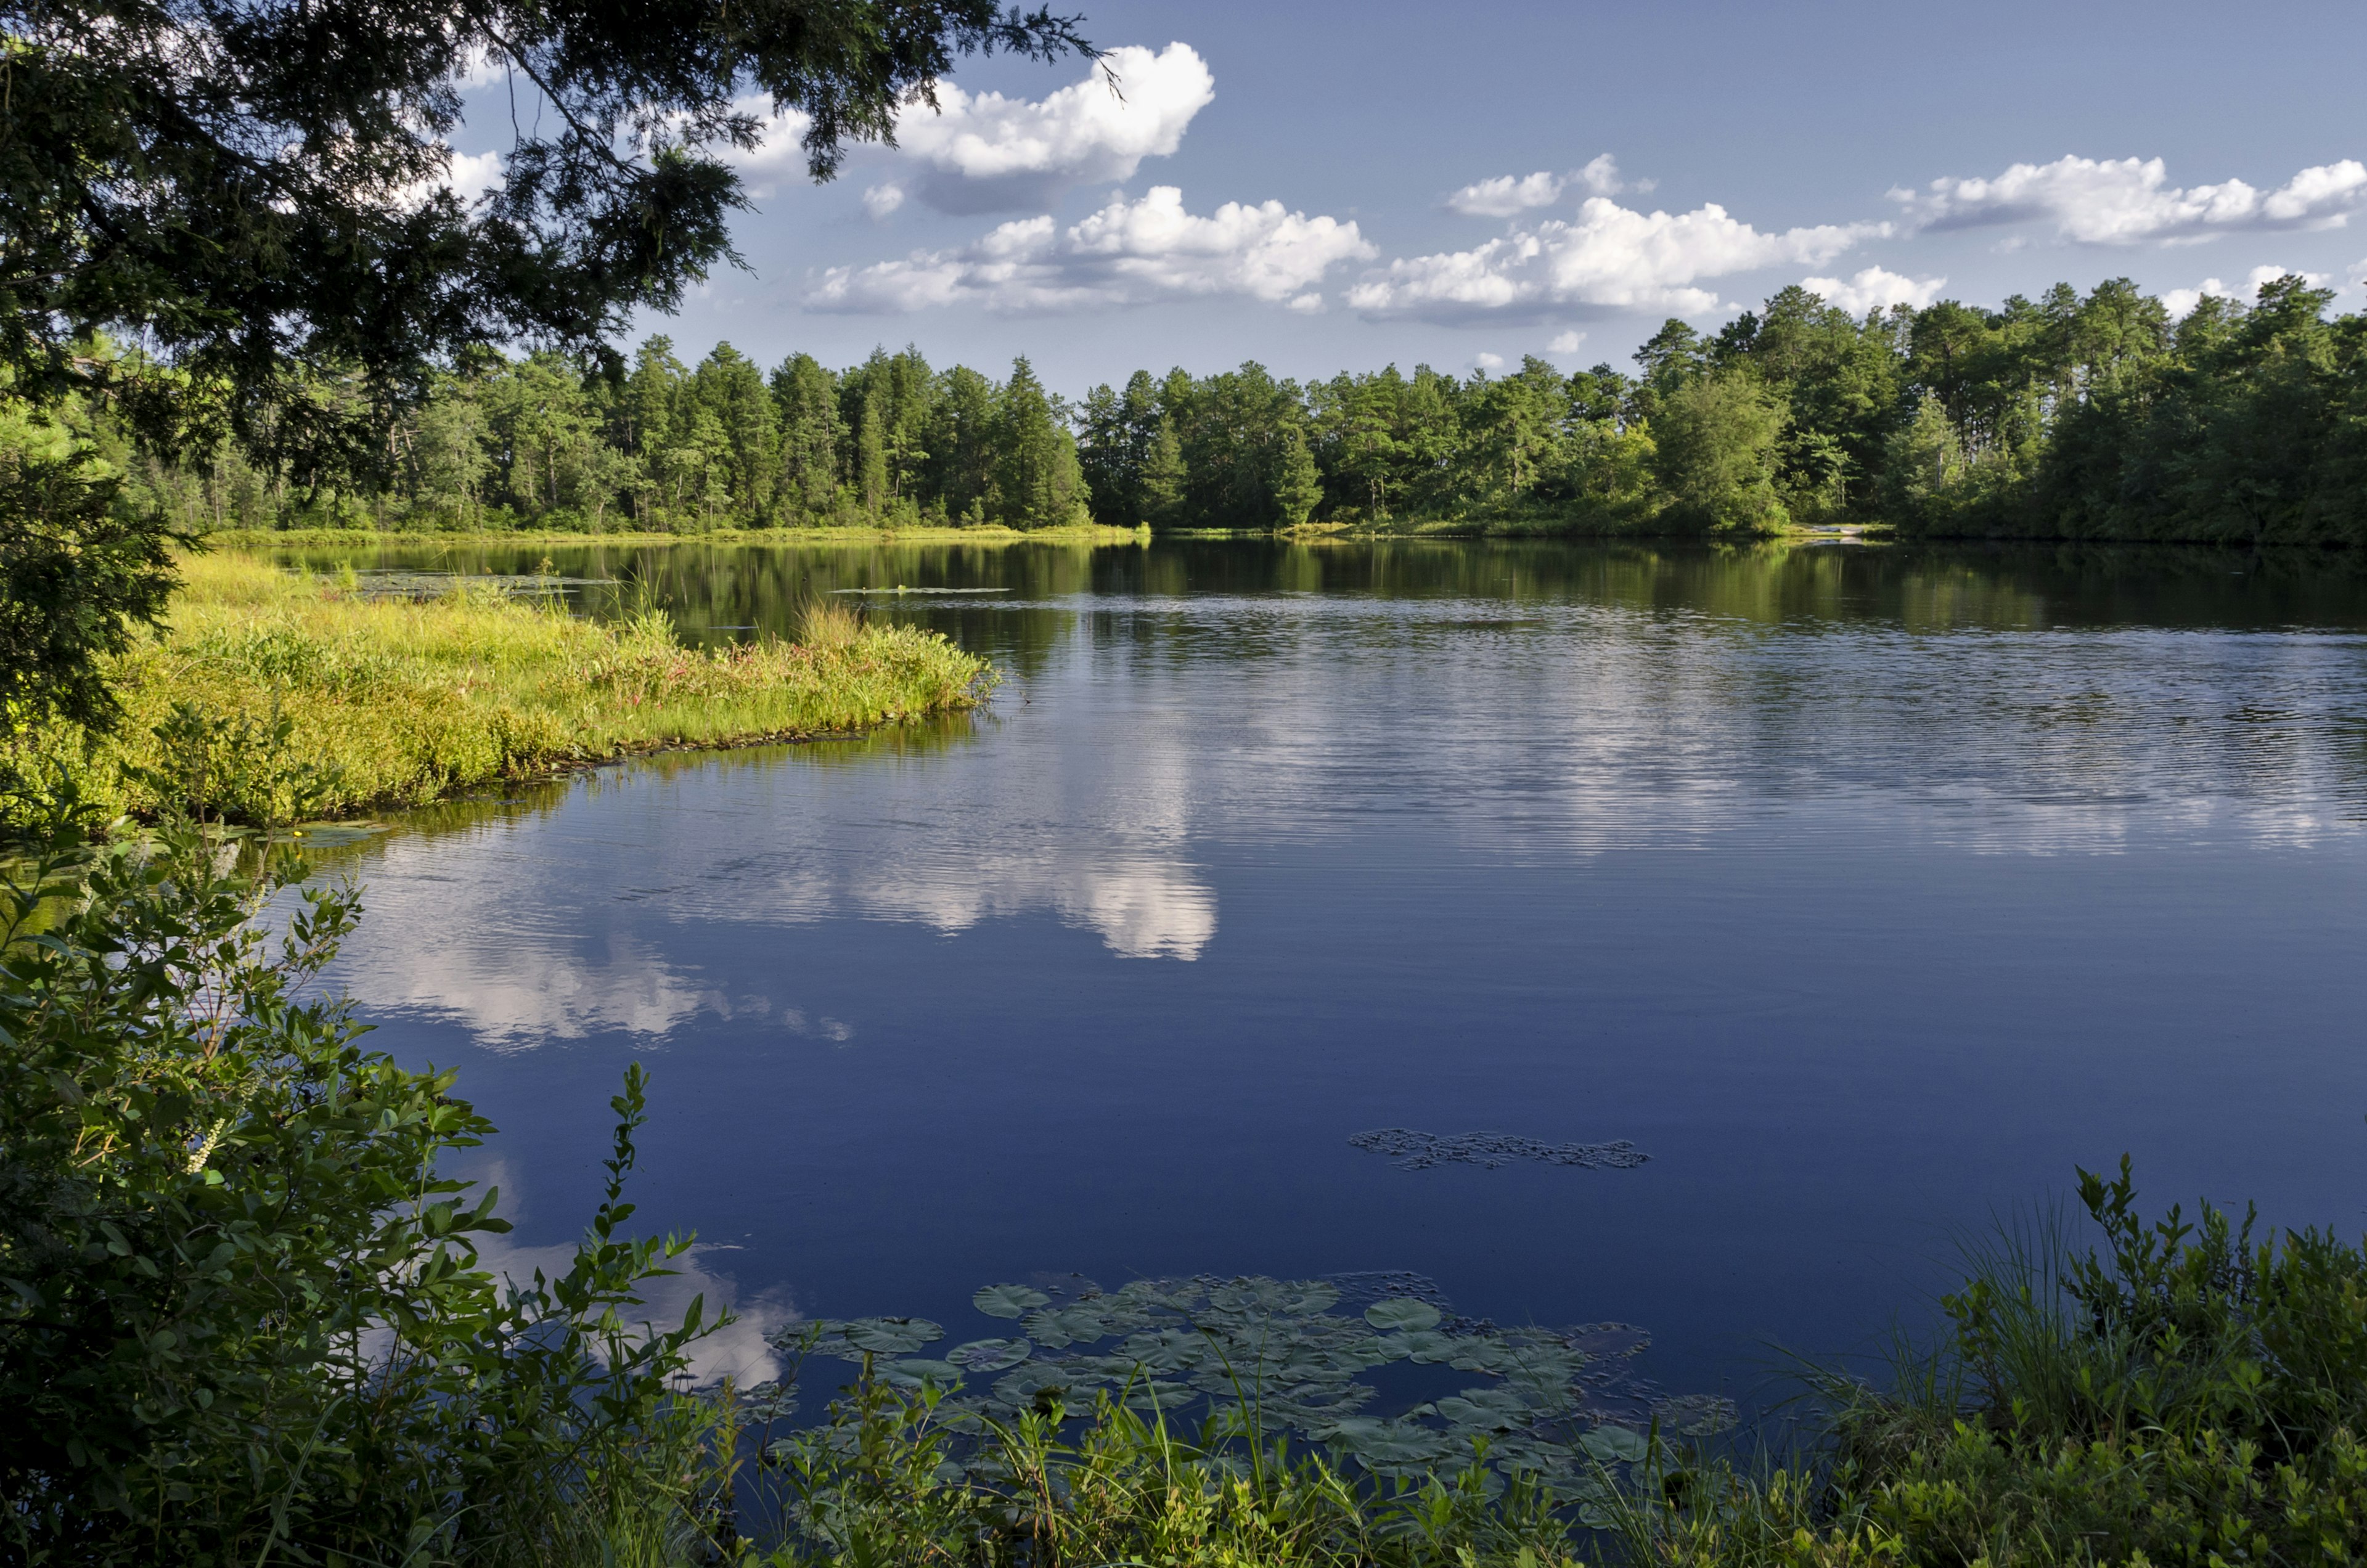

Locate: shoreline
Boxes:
[206,523,1152,549]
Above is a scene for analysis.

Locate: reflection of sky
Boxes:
[309,555,2367,1411]
[326,592,2367,1053]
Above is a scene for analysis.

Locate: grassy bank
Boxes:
[203,522,1151,549]
[12,551,993,823]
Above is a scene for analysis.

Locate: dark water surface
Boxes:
[273,538,2367,1405]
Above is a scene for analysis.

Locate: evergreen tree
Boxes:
[1140,415,1188,528]
[771,354,846,519]
[1277,424,1323,528]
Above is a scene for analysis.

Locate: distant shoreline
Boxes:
[205,523,1153,549]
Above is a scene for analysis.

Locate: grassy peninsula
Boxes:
[16,551,992,823]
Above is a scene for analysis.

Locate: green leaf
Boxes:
[1363,1298,1441,1333]
[1581,1424,1651,1464]
[877,1359,962,1388]
[972,1283,1050,1319]
[946,1337,1031,1373]
[843,1317,944,1354]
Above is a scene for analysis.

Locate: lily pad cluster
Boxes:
[1348,1129,1650,1171]
[772,1273,1731,1488]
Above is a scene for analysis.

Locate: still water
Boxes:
[274,538,2367,1408]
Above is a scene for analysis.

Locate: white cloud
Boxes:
[724,102,819,200]
[2161,263,2332,319]
[1448,171,1568,218]
[1547,330,1587,353]
[452,44,507,91]
[1445,155,1636,218]
[1892,155,2367,244]
[396,145,504,211]
[862,182,905,219]
[729,44,1210,210]
[891,43,1214,213]
[1801,265,1947,313]
[806,184,1370,314]
[1472,351,1506,371]
[1348,196,1879,322]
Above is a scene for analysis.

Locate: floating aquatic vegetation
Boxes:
[769,1272,1724,1489]
[346,569,612,599]
[1349,1128,1650,1171]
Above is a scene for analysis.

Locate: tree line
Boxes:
[90,275,2367,545]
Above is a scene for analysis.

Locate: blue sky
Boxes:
[459,0,2367,394]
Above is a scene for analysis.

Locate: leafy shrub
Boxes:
[0,791,737,1565]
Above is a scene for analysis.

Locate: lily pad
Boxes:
[1429,1402,1543,1440]
[1364,1298,1442,1333]
[1385,1329,1458,1363]
[878,1359,963,1388]
[973,1284,1051,1319]
[1580,1424,1651,1464]
[1320,1418,1451,1465]
[843,1317,944,1355]
[1023,1306,1111,1348]
[947,1337,1032,1373]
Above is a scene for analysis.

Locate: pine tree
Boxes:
[1278,423,1323,527]
[1140,415,1187,526]
[856,394,888,515]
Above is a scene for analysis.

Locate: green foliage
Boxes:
[0,795,740,1564]
[46,276,2367,546]
[1648,372,1788,534]
[761,1371,1590,1568]
[0,423,182,730]
[1604,1163,2367,1567]
[2,0,1092,481]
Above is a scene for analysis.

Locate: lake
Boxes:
[271,536,2367,1415]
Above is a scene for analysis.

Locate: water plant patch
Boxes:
[1348,1128,1650,1170]
[769,1272,1729,1490]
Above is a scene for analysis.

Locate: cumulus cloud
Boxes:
[862,182,906,219]
[452,44,508,90]
[1472,351,1506,371]
[1449,171,1568,218]
[2161,263,2332,319]
[1445,155,1635,217]
[1892,155,2367,244]
[806,184,1370,314]
[1547,330,1586,353]
[396,145,504,211]
[1347,196,1879,322]
[728,43,1210,210]
[1801,265,1947,313]
[889,43,1214,213]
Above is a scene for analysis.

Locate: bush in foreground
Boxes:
[0,801,735,1564]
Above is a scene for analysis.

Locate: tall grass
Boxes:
[12,552,993,822]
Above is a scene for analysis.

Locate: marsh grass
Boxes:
[796,595,865,651]
[11,551,994,822]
